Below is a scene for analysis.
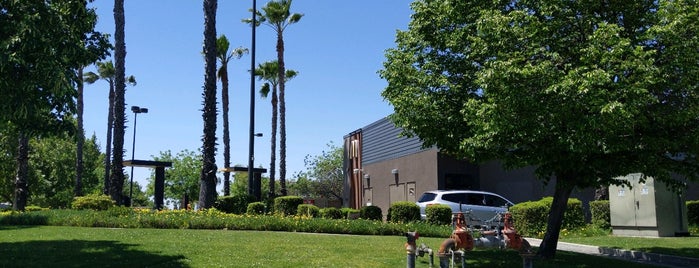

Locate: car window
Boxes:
[483,194,509,207]
[466,193,483,205]
[441,193,467,204]
[417,192,437,202]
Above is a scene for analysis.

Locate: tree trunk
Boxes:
[199,0,218,209]
[110,0,127,205]
[75,67,84,197]
[277,30,287,196]
[269,85,278,199]
[104,82,114,195]
[13,133,29,211]
[222,68,231,196]
[537,175,575,259]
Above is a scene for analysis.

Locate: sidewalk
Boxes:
[526,238,699,268]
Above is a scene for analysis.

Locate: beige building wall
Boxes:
[479,160,596,209]
[361,149,439,218]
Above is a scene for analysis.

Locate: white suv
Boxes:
[416,190,514,225]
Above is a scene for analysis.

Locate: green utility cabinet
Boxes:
[609,173,689,237]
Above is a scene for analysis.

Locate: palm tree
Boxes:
[84,61,136,195]
[199,0,218,209]
[256,0,302,196]
[112,0,128,205]
[75,67,85,197]
[216,35,248,196]
[254,60,297,199]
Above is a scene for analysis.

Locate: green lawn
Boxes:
[0,226,662,268]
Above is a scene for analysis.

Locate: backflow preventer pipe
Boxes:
[406,232,435,268]
[405,212,534,268]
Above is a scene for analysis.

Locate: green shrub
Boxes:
[297,204,320,218]
[589,200,610,229]
[246,202,266,215]
[510,197,585,237]
[388,201,421,223]
[71,194,115,210]
[687,200,699,225]
[426,204,452,226]
[0,209,454,237]
[274,196,303,216]
[24,206,48,212]
[319,207,343,219]
[340,208,360,219]
[214,194,255,214]
[360,205,383,221]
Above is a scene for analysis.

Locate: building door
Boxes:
[389,184,405,204]
[390,182,417,204]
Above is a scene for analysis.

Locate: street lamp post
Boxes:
[248,0,257,197]
[129,105,148,207]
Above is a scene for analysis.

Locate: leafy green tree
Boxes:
[295,142,343,202]
[288,173,313,198]
[147,150,201,209]
[124,180,151,208]
[254,60,298,199]
[0,131,18,203]
[1,0,110,210]
[252,0,303,196]
[231,168,278,203]
[216,35,248,196]
[380,0,699,258]
[199,0,218,209]
[83,61,136,195]
[30,134,103,208]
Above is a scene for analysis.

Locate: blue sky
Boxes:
[82,1,414,193]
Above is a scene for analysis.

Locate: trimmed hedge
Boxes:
[246,202,265,215]
[297,204,320,218]
[510,197,585,237]
[388,201,421,223]
[360,205,383,221]
[589,200,610,229]
[319,207,343,219]
[274,196,304,216]
[687,200,699,225]
[214,194,255,214]
[0,209,453,238]
[71,194,115,210]
[426,204,452,226]
[340,208,360,219]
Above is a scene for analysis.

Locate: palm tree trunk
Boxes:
[13,133,29,211]
[269,88,278,199]
[277,31,287,196]
[104,84,114,195]
[199,0,218,209]
[222,71,231,196]
[75,67,84,197]
[110,0,127,205]
[537,175,575,259]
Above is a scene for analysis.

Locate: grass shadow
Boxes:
[0,240,189,268]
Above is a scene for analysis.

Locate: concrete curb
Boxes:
[526,238,699,268]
